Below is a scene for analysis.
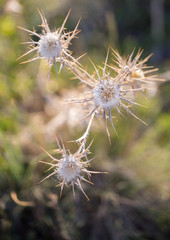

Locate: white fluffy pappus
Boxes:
[93,80,121,109]
[38,32,63,59]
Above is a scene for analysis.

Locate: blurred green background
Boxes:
[0,0,170,239]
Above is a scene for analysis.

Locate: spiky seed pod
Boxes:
[67,49,146,141]
[39,139,105,200]
[111,48,163,91]
[18,10,81,78]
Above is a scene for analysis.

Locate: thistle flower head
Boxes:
[38,32,63,59]
[68,49,146,141]
[39,138,103,200]
[111,48,162,90]
[18,9,80,77]
[57,154,83,183]
[92,79,121,109]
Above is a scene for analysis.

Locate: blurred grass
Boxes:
[0,0,170,239]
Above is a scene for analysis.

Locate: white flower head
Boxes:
[68,48,147,141]
[38,32,63,59]
[39,138,104,200]
[18,9,81,78]
[92,79,121,109]
[57,154,83,184]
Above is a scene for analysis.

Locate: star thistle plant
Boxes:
[18,10,81,77]
[67,49,147,141]
[111,48,163,91]
[18,10,163,200]
[39,139,105,200]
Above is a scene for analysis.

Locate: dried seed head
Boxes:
[18,10,80,77]
[38,32,62,58]
[93,80,120,109]
[57,154,83,183]
[68,49,147,140]
[39,139,104,200]
[111,48,163,90]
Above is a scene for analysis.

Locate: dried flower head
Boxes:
[18,10,80,77]
[39,138,104,200]
[68,49,146,141]
[111,48,162,90]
